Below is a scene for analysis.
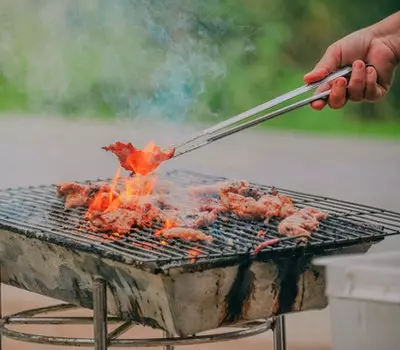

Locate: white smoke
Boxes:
[0,0,225,121]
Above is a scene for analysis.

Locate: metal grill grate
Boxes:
[0,170,399,272]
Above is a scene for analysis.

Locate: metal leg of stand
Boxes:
[93,277,108,350]
[163,331,175,350]
[273,315,286,350]
[0,266,2,350]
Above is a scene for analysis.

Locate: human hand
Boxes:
[304,13,400,110]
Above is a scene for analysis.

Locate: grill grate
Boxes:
[0,170,399,272]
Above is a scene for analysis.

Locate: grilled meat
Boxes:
[158,227,213,242]
[193,211,218,228]
[199,197,227,214]
[57,183,91,209]
[57,176,328,243]
[103,141,175,176]
[188,182,228,196]
[225,193,267,220]
[278,207,328,237]
[56,182,112,209]
[88,209,141,234]
[258,194,297,219]
[88,202,162,234]
[220,188,296,223]
[219,180,260,205]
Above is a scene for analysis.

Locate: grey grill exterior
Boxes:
[0,170,399,336]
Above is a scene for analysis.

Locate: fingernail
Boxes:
[336,78,347,87]
[366,66,374,75]
[353,61,364,70]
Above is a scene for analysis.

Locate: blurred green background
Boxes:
[0,0,399,138]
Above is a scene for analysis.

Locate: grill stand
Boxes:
[0,267,2,350]
[273,313,286,350]
[0,276,287,349]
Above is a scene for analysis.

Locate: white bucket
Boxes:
[314,251,400,350]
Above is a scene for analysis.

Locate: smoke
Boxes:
[0,0,225,121]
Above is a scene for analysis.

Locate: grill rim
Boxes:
[0,169,398,274]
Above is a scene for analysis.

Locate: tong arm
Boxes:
[172,64,367,158]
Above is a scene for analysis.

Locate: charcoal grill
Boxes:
[0,170,399,350]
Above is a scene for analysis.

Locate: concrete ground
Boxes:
[0,115,399,349]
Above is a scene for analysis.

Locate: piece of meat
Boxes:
[103,141,175,176]
[278,207,328,237]
[254,238,281,253]
[158,227,213,242]
[88,209,140,234]
[57,181,120,210]
[225,193,267,220]
[199,197,227,214]
[222,190,297,222]
[257,194,283,218]
[188,182,228,197]
[57,183,91,209]
[258,194,297,219]
[219,180,260,206]
[87,200,163,234]
[57,182,113,209]
[193,211,217,228]
[302,207,329,220]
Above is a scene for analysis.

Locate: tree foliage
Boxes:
[0,0,398,123]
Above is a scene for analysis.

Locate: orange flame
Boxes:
[85,140,180,245]
[155,217,178,237]
[87,172,156,214]
[187,248,202,263]
[85,142,163,237]
[103,141,175,176]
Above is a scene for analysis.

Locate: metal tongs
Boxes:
[172,65,354,158]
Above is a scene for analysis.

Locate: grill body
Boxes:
[0,170,399,336]
[0,227,372,336]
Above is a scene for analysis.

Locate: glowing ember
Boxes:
[257,230,266,237]
[155,218,178,236]
[103,141,175,176]
[187,248,202,263]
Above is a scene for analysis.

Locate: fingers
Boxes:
[309,60,382,111]
[364,65,384,101]
[304,68,330,85]
[345,60,383,103]
[305,43,344,111]
[347,60,366,101]
[310,77,348,110]
[304,44,341,84]
[327,78,347,109]
[310,83,331,110]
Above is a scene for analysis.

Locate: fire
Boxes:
[103,232,122,241]
[257,230,266,237]
[84,140,210,250]
[187,248,202,263]
[102,141,175,176]
[85,140,178,244]
[109,167,121,202]
[155,217,178,237]
[87,170,157,214]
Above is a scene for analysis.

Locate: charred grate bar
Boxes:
[0,170,399,273]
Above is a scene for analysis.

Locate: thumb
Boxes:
[304,44,341,84]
